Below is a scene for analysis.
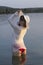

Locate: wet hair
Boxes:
[19,15,26,27]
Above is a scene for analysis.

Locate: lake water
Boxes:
[0,13,43,65]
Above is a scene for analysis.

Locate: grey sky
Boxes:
[0,0,43,8]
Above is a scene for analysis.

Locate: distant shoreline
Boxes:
[0,6,43,14]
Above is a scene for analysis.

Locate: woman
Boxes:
[8,10,30,56]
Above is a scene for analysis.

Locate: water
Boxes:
[0,13,43,65]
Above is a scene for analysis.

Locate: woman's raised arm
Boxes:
[8,13,22,33]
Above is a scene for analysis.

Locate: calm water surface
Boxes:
[0,13,43,65]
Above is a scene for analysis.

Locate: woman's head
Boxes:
[18,15,26,28]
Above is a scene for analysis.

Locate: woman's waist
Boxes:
[15,39,24,43]
[13,41,26,49]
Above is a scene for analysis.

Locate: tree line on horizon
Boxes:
[0,6,43,14]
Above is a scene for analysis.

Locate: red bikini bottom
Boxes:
[13,44,26,53]
[19,48,25,53]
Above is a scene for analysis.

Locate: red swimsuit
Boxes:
[19,48,25,53]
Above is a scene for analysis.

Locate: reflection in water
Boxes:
[12,54,26,65]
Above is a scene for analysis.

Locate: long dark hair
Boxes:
[19,15,26,27]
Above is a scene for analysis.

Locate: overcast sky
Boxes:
[0,0,43,8]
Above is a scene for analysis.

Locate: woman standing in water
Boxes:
[8,10,30,56]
